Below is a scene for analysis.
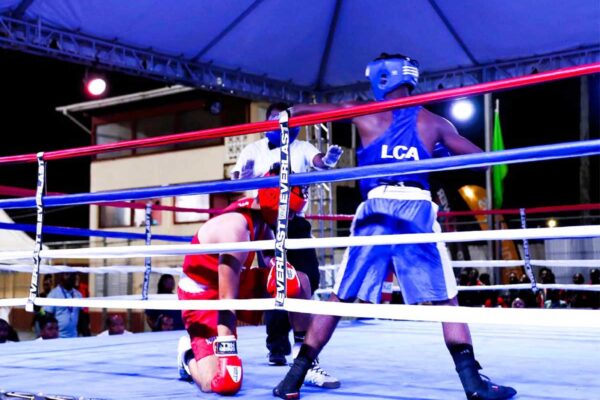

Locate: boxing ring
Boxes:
[1,64,600,399]
[2,320,599,400]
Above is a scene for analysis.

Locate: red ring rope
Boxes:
[0,63,597,165]
[1,184,597,221]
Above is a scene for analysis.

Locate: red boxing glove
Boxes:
[267,258,301,298]
[211,335,243,395]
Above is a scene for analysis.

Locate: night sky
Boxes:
[1,48,598,236]
[1,48,163,235]
[428,75,600,217]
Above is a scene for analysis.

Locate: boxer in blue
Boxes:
[273,53,516,400]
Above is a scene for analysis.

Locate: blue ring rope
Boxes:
[0,140,598,210]
[0,222,191,242]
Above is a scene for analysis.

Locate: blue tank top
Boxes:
[356,106,431,199]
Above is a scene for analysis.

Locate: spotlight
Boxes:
[547,218,557,228]
[450,98,475,122]
[83,72,108,97]
[86,78,107,96]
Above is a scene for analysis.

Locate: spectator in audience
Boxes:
[511,298,525,308]
[456,271,472,307]
[156,314,175,331]
[568,273,589,308]
[0,318,20,343]
[544,289,567,309]
[43,272,82,338]
[98,314,132,336]
[484,291,507,308]
[479,273,491,286]
[591,269,600,284]
[457,269,494,307]
[32,274,54,336]
[42,274,53,296]
[505,271,521,305]
[517,274,537,308]
[476,272,493,308]
[468,268,482,286]
[37,315,59,340]
[76,275,91,337]
[588,269,600,309]
[0,318,9,343]
[538,267,553,283]
[538,267,562,307]
[145,274,185,331]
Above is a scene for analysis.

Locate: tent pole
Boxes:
[483,93,495,275]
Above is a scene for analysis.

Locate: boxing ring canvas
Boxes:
[1,319,598,399]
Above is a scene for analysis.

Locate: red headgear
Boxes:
[257,171,307,225]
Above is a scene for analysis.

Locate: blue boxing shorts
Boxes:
[333,185,457,304]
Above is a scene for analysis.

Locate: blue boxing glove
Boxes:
[322,145,343,168]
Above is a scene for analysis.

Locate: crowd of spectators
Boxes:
[2,267,598,345]
[456,267,600,309]
[1,272,186,345]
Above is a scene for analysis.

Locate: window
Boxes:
[99,205,131,228]
[99,200,162,228]
[175,109,223,150]
[96,122,133,159]
[173,192,245,224]
[174,195,210,223]
[91,98,248,160]
[136,114,176,155]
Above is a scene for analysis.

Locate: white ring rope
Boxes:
[314,283,600,295]
[0,264,182,274]
[0,225,598,261]
[451,260,600,268]
[455,283,600,292]
[2,263,597,292]
[0,295,598,328]
[0,259,597,274]
[322,260,600,270]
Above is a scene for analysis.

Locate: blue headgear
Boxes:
[265,127,300,147]
[365,56,420,101]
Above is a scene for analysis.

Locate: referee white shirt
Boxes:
[231,137,320,178]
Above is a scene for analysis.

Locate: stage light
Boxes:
[547,218,557,228]
[86,78,107,96]
[83,71,108,97]
[450,98,475,122]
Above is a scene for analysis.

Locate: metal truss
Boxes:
[322,46,600,102]
[0,15,312,103]
[1,15,599,103]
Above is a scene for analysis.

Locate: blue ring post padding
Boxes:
[0,140,598,210]
[0,222,192,242]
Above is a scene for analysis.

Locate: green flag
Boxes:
[492,104,508,209]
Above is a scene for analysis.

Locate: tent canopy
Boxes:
[0,0,599,101]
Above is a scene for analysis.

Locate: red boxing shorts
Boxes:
[177,267,270,360]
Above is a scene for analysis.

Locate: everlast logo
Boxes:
[380,145,420,160]
[215,340,237,355]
